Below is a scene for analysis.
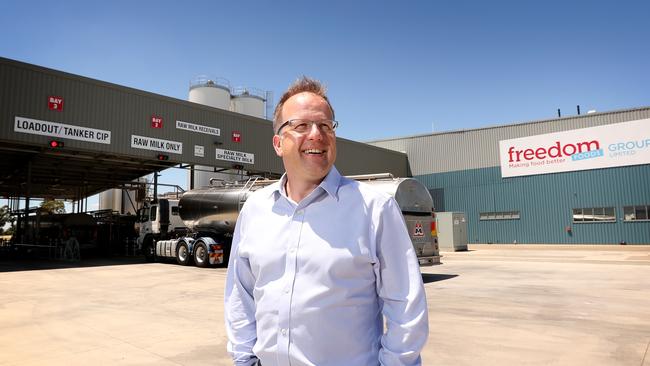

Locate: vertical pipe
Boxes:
[153,172,158,203]
[23,160,32,243]
[190,165,195,190]
[577,105,581,115]
[557,109,561,118]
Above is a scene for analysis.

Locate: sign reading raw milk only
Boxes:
[216,148,254,164]
[14,116,111,144]
[131,135,183,154]
[498,118,650,178]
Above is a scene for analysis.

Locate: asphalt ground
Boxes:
[1,245,649,366]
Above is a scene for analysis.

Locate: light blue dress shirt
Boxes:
[225,167,428,366]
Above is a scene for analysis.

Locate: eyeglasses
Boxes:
[276,119,339,135]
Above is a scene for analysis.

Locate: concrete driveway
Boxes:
[1,245,649,365]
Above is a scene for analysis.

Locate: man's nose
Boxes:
[306,122,324,140]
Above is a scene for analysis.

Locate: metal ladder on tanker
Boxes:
[238,176,261,211]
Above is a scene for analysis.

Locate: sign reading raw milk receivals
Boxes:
[176,120,220,136]
[131,135,183,154]
[498,118,650,178]
[216,148,254,164]
[14,116,111,144]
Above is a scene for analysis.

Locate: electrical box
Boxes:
[436,212,468,251]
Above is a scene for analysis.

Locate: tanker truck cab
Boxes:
[136,198,224,267]
[135,199,187,261]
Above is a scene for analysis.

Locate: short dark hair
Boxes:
[273,76,335,133]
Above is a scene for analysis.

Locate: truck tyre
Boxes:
[176,243,191,266]
[193,242,209,268]
[143,236,156,262]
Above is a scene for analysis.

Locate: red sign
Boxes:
[232,131,241,143]
[48,96,64,111]
[151,115,163,129]
[413,222,425,237]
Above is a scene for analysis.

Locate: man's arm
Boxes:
[375,198,429,366]
[224,211,259,365]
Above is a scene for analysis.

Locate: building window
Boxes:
[572,207,616,223]
[623,205,649,221]
[480,211,520,221]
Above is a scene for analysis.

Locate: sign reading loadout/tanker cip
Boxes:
[499,118,650,178]
[131,135,183,154]
[216,148,254,164]
[14,116,111,144]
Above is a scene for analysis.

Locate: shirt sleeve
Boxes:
[224,207,260,365]
[374,198,429,366]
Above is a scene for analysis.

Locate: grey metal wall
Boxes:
[0,57,408,177]
[368,106,650,244]
[368,107,650,175]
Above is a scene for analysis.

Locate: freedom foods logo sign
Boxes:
[498,118,650,178]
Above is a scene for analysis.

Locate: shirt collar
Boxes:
[266,166,342,201]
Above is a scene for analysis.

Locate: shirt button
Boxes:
[284,287,290,293]
[281,328,287,336]
[289,248,296,254]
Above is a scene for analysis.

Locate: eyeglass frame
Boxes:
[275,119,339,135]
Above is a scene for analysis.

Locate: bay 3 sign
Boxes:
[498,118,650,178]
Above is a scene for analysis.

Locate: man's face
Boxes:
[273,92,337,186]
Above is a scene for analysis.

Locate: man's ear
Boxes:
[272,134,283,157]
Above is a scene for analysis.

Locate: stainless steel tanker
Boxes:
[147,174,440,267]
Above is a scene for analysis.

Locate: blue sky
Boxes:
[1,0,649,209]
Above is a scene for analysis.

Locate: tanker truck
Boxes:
[142,174,440,268]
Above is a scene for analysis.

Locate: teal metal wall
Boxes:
[417,165,650,244]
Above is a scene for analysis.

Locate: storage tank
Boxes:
[188,75,231,110]
[188,80,269,188]
[188,75,234,188]
[230,86,266,118]
[98,188,139,214]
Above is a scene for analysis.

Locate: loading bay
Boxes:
[1,245,649,366]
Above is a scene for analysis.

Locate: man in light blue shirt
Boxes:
[225,77,428,366]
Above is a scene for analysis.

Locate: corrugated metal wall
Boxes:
[369,107,650,244]
[419,165,650,244]
[0,57,408,177]
[369,107,650,175]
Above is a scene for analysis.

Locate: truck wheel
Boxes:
[143,236,155,262]
[176,243,191,266]
[194,242,209,268]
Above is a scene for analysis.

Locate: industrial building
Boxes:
[368,107,650,244]
[1,56,648,247]
[0,57,407,250]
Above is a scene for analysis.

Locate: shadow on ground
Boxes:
[421,273,458,283]
[0,256,148,273]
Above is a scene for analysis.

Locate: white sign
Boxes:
[194,145,205,157]
[131,135,183,154]
[176,120,220,136]
[14,116,111,144]
[499,118,650,178]
[216,148,254,164]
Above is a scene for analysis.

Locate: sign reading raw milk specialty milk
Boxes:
[498,118,650,178]
[216,148,254,164]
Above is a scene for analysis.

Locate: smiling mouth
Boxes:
[303,149,325,155]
